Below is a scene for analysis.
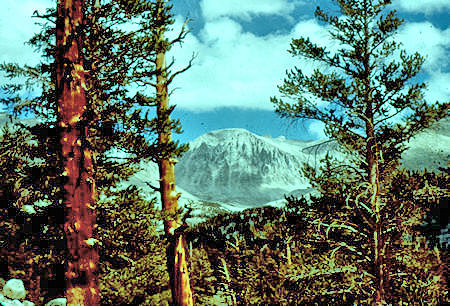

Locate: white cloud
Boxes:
[165,15,448,138]
[167,17,331,112]
[393,22,450,103]
[424,72,450,103]
[393,0,450,14]
[395,22,450,72]
[308,120,326,139]
[2,1,447,120]
[200,0,299,21]
[0,0,53,95]
[0,0,52,67]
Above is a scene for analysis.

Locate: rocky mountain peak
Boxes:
[176,128,314,206]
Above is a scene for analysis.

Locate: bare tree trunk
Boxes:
[56,0,99,304]
[362,5,386,298]
[155,2,194,304]
[365,103,386,305]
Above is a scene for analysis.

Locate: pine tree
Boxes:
[55,0,99,304]
[271,0,449,303]
[128,0,195,304]
[1,0,192,303]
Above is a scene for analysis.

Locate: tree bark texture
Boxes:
[365,99,386,305]
[155,2,194,303]
[56,0,100,304]
[362,8,386,299]
[156,49,194,306]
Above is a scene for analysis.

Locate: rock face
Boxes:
[401,117,450,172]
[2,113,448,223]
[2,279,26,300]
[174,118,449,207]
[43,298,66,306]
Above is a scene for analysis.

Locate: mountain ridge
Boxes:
[174,117,448,209]
[175,127,320,206]
[1,114,448,222]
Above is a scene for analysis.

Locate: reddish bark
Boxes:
[56,0,99,304]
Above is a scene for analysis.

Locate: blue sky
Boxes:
[1,0,449,143]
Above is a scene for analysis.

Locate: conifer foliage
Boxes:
[271,0,449,303]
[1,0,193,304]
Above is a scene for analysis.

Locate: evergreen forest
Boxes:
[0,0,448,305]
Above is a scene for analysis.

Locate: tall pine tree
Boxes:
[1,0,192,303]
[128,0,195,304]
[55,0,99,304]
[271,0,449,304]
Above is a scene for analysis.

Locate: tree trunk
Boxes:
[365,103,386,305]
[362,8,386,299]
[155,2,194,304]
[56,0,100,304]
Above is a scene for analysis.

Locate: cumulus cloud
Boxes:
[395,22,450,72]
[0,0,52,97]
[307,120,326,140]
[394,22,450,103]
[167,17,331,111]
[2,0,447,119]
[0,0,52,67]
[200,0,300,21]
[424,72,450,103]
[393,0,450,14]
[166,11,449,114]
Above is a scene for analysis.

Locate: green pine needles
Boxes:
[271,0,448,304]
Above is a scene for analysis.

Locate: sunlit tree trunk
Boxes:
[365,107,385,304]
[56,0,99,304]
[364,79,386,305]
[155,1,193,304]
[362,2,386,299]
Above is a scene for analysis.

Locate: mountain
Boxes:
[1,113,448,224]
[173,118,449,209]
[0,112,40,134]
[401,117,450,171]
[174,128,331,207]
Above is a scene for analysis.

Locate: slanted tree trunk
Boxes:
[155,2,193,304]
[56,0,99,304]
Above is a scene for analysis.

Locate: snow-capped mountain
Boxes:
[172,118,449,209]
[175,128,337,207]
[2,112,448,224]
[0,112,40,134]
[401,117,449,171]
[121,116,449,213]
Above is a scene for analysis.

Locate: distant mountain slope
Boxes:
[401,117,450,171]
[175,128,329,206]
[1,113,448,220]
[174,117,449,207]
[0,112,40,133]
